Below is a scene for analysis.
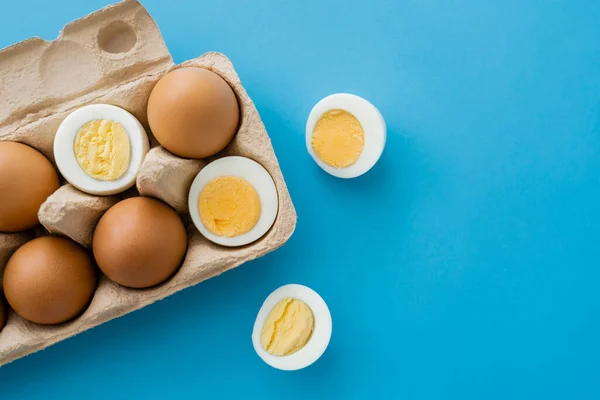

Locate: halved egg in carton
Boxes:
[0,0,296,366]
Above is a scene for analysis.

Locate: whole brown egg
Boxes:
[147,67,240,159]
[92,197,187,289]
[0,142,60,232]
[3,236,97,325]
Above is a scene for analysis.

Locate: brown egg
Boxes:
[147,67,240,159]
[3,236,97,325]
[0,142,60,232]
[93,197,187,289]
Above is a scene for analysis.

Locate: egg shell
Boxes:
[252,284,332,371]
[3,236,97,325]
[147,67,240,159]
[53,104,150,196]
[306,93,386,178]
[93,197,187,289]
[188,156,279,247]
[0,142,60,232]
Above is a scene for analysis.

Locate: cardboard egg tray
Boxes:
[0,0,296,367]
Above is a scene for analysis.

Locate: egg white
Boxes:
[306,93,386,178]
[54,104,149,195]
[188,156,279,247]
[252,284,332,371]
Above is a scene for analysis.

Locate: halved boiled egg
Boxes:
[252,284,332,371]
[306,93,386,178]
[54,104,149,195]
[188,156,278,247]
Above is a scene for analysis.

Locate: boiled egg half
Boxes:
[54,104,149,195]
[306,93,386,178]
[252,284,332,371]
[188,156,278,247]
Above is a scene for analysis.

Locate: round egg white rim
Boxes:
[188,156,279,247]
[306,93,386,178]
[252,284,332,371]
[53,104,149,195]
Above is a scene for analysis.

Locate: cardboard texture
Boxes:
[0,0,296,366]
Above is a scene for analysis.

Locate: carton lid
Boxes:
[0,0,173,135]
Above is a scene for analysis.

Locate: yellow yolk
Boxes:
[198,176,261,237]
[260,297,315,356]
[311,109,365,168]
[74,119,131,181]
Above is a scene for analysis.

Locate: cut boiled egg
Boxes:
[252,284,332,371]
[188,156,278,247]
[306,93,386,178]
[54,104,149,195]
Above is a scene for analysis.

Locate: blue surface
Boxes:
[1,0,599,398]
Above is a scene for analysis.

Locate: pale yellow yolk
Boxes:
[198,176,261,237]
[260,297,315,356]
[74,119,131,181]
[311,109,365,168]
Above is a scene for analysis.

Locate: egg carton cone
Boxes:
[0,0,296,367]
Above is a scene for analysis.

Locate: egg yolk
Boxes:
[74,119,131,181]
[311,109,365,168]
[260,297,314,356]
[198,176,261,237]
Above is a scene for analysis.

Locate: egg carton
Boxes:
[0,0,296,367]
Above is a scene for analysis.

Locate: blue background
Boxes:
[1,0,599,398]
